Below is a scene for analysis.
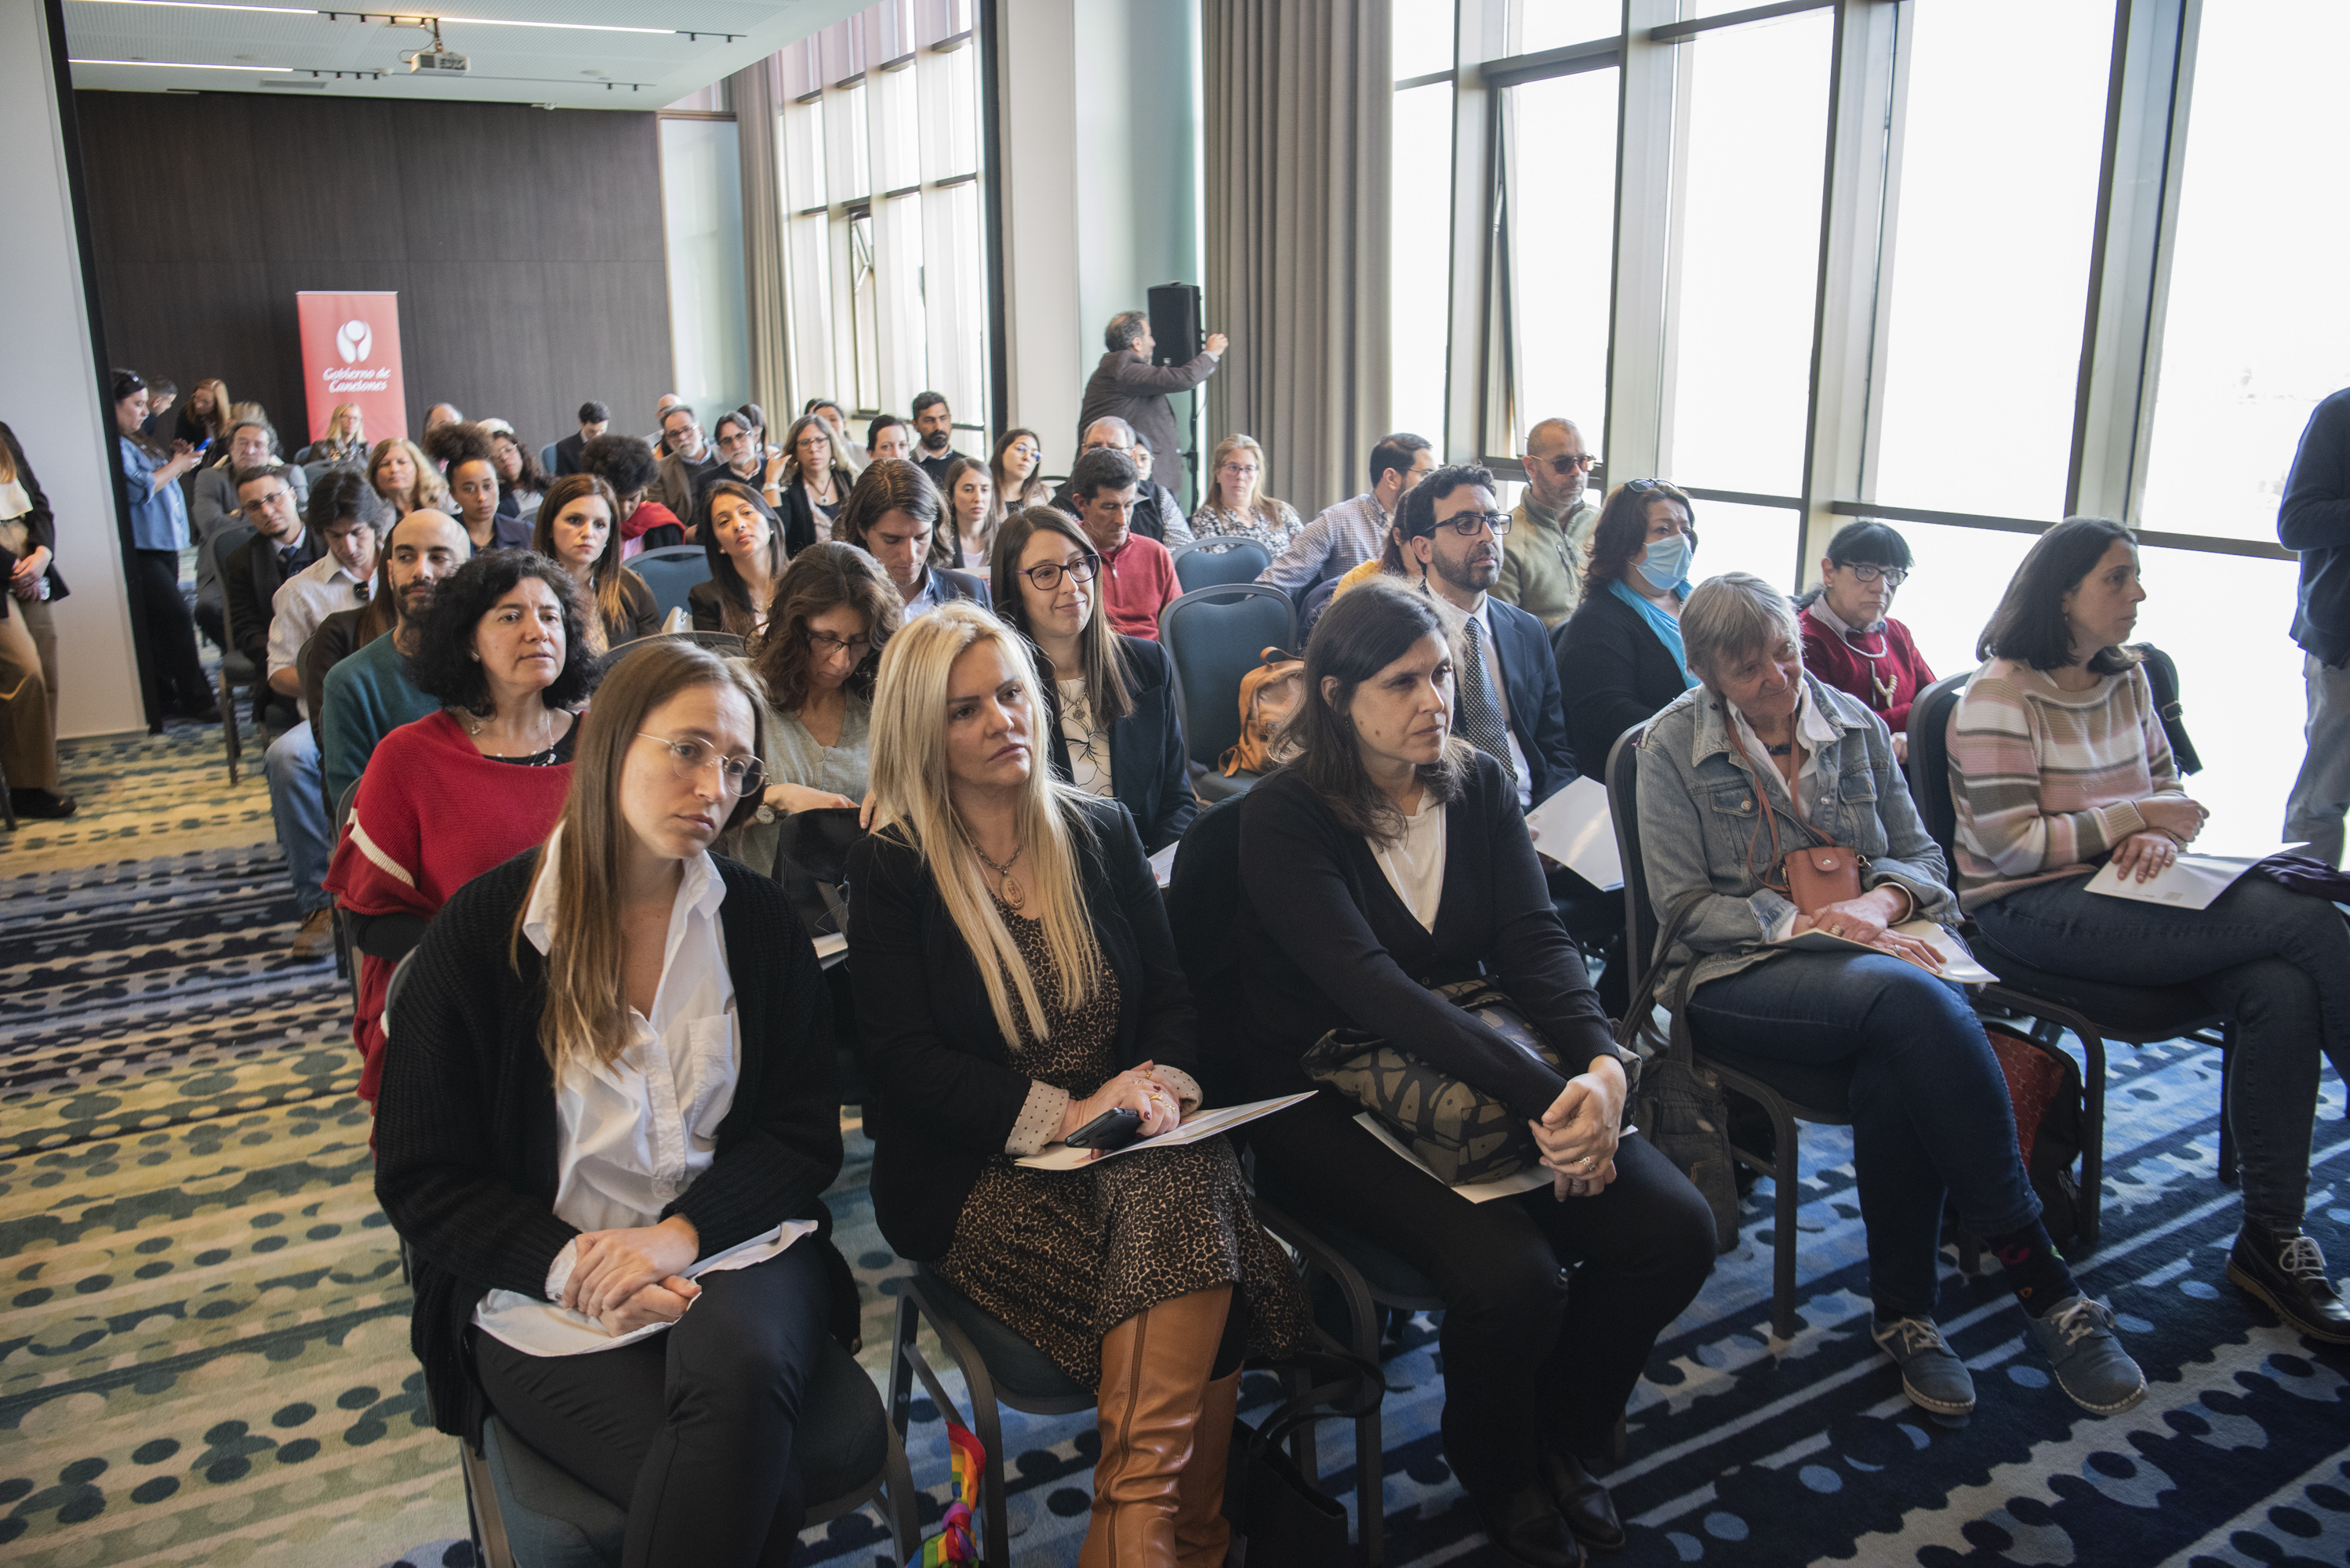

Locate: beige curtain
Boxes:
[1203,0,1392,520]
[732,54,792,430]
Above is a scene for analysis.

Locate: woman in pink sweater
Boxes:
[1949,517,2350,1344]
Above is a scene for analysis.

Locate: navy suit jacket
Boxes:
[1484,593,1578,804]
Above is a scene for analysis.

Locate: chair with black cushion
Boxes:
[332,776,363,1009]
[1169,536,1271,593]
[1159,583,1296,805]
[204,522,263,782]
[629,546,714,625]
[1908,667,2231,1223]
[1607,724,1859,1341]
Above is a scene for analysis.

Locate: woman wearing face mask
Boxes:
[1796,521,1936,762]
[990,507,1195,854]
[534,474,659,656]
[1552,479,1702,775]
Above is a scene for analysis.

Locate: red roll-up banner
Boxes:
[296,291,408,444]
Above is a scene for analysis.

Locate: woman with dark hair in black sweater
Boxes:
[1552,478,1703,772]
[1233,580,1716,1568]
[375,638,859,1566]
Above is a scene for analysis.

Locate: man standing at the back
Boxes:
[1079,310,1226,504]
[2282,387,2350,866]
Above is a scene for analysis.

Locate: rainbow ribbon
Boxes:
[910,1421,985,1566]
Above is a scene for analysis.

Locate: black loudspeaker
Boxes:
[1147,282,1202,366]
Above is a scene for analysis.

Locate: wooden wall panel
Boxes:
[75,89,673,452]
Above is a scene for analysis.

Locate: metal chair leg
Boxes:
[2073,1025,2108,1253]
[1768,1100,1803,1341]
[220,671,242,785]
[2217,1024,2239,1187]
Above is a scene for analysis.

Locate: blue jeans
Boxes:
[263,720,332,915]
[1972,870,2350,1233]
[1686,951,2040,1316]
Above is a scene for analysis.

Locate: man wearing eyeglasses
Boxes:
[1050,418,1193,547]
[655,404,717,524]
[1495,418,1601,630]
[222,466,325,739]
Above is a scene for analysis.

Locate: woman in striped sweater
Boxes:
[1950,517,2350,1344]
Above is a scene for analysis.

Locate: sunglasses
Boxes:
[1533,452,1597,476]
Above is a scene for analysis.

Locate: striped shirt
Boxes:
[1259,493,1389,593]
[1946,657,2185,910]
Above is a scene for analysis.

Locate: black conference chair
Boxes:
[332,777,363,1010]
[1908,666,2232,1229]
[204,522,263,782]
[1168,536,1271,593]
[599,630,745,677]
[630,546,713,626]
[1159,583,1296,804]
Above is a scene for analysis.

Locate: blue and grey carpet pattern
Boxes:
[3,744,2346,1566]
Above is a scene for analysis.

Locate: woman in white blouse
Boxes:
[375,638,857,1565]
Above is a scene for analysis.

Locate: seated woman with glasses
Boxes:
[990,506,1196,854]
[1233,579,1715,1567]
[743,541,901,821]
[1640,570,2145,1426]
[535,474,659,658]
[1189,433,1303,554]
[1950,518,2350,1343]
[376,637,863,1566]
[848,604,1306,1564]
[1796,519,1936,762]
[325,551,593,1108]
[1553,479,1702,775]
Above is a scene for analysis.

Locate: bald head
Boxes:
[386,510,471,626]
[1522,417,1590,512]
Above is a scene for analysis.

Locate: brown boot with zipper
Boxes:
[1078,1287,1232,1568]
[1172,1367,1240,1566]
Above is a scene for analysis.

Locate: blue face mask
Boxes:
[1636,529,1693,592]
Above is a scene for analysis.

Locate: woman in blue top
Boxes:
[1552,479,1700,773]
[112,369,217,720]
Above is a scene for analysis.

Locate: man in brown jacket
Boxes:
[1077,309,1228,503]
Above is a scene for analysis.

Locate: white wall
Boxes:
[2,0,146,738]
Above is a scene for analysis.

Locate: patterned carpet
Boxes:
[4,724,2347,1566]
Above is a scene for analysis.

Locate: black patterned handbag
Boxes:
[1619,888,1741,1254]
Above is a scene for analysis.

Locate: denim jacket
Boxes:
[1633,672,1956,1001]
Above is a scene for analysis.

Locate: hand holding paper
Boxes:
[1014,1092,1316,1171]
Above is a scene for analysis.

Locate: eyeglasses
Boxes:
[1835,561,1908,587]
[1018,553,1101,590]
[635,732,765,797]
[1623,477,1667,495]
[805,628,873,659]
[241,489,292,515]
[1534,453,1596,476]
[1428,511,1513,539]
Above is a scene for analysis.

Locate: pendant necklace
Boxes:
[1846,627,1900,708]
[972,839,1026,912]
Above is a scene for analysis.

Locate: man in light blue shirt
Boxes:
[1259,433,1433,596]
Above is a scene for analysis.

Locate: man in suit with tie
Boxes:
[552,401,609,477]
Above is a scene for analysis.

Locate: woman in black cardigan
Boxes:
[990,505,1197,852]
[0,421,72,817]
[375,639,858,1567]
[1235,581,1716,1568]
[1553,479,1703,773]
[847,603,1302,1567]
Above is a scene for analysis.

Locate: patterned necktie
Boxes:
[1455,615,1516,785]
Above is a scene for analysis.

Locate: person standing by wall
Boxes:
[111,370,217,724]
[2280,387,2350,866]
[0,420,72,816]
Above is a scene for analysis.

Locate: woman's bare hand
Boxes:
[1534,1057,1626,1200]
[764,782,857,815]
[2108,829,2181,884]
[2138,797,2207,846]
[564,1216,699,1319]
[1059,1065,1183,1143]
[594,1276,701,1337]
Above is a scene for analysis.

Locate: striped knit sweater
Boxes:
[1946,656,2185,911]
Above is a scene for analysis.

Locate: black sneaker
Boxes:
[2228,1225,2350,1343]
[9,788,77,819]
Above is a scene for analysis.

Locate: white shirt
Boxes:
[1371,789,1447,931]
[471,827,812,1356]
[267,554,370,712]
[1058,677,1114,797]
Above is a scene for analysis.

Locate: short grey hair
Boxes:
[1681,572,1801,684]
[1105,310,1150,353]
[1081,416,1137,450]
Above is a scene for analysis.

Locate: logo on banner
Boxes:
[337,320,372,363]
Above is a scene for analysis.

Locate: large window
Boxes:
[1391,0,1456,445]
[1498,67,1617,452]
[776,0,989,454]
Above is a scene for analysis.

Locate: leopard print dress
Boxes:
[930,900,1311,1392]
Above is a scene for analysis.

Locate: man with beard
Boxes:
[1495,417,1601,630]
[910,390,958,489]
[318,510,472,806]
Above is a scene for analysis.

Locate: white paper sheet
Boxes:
[813,931,848,967]
[2086,845,2294,911]
[1013,1091,1317,1171]
[1149,840,1180,888]
[1349,1113,1554,1203]
[1524,775,1624,891]
[1773,918,1997,984]
[472,1218,818,1357]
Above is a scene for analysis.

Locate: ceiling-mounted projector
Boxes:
[409,49,469,72]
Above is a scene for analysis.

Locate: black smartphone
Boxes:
[1064,1107,1143,1151]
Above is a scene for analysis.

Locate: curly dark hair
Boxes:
[750,542,903,715]
[579,433,659,499]
[405,550,597,715]
[1583,479,1699,599]
[1104,310,1149,354]
[423,419,496,474]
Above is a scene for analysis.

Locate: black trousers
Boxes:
[1253,1093,1716,1490]
[474,1243,833,1568]
[131,548,211,712]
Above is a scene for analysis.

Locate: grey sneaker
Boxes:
[1872,1316,1976,1417]
[2023,1295,2148,1415]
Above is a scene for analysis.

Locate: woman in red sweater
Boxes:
[1797,520,1937,760]
[326,551,594,1105]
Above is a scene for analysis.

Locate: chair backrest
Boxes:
[538,441,560,477]
[1905,670,1971,869]
[630,545,714,622]
[1165,791,1249,1098]
[601,629,745,677]
[382,949,418,1042]
[335,775,361,836]
[2127,641,2201,775]
[209,521,260,648]
[1159,584,1298,769]
[1169,536,1271,593]
[1604,724,1656,1000]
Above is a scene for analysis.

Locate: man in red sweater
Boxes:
[1065,445,1178,640]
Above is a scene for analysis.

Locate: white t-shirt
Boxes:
[1371,789,1447,931]
[1058,677,1113,797]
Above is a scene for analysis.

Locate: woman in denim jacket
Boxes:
[1634,572,2144,1422]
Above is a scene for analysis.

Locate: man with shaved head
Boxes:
[318,510,472,807]
[1495,416,1600,629]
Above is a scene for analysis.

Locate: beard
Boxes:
[1435,550,1499,596]
[921,429,952,452]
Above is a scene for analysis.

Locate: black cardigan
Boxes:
[1230,752,1620,1122]
[1553,581,1691,780]
[1040,635,1199,854]
[0,423,69,611]
[844,797,1200,1262]
[373,851,859,1443]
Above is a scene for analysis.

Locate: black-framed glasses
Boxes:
[241,488,293,516]
[1535,452,1597,476]
[1018,554,1101,590]
[805,628,873,659]
[636,732,765,796]
[1432,511,1512,539]
[1834,561,1908,587]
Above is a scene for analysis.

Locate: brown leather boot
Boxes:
[1173,1369,1240,1566]
[1078,1287,1231,1568]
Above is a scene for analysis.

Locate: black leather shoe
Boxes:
[1540,1450,1626,1552]
[2228,1224,2350,1343]
[9,788,77,819]
[1469,1484,1586,1568]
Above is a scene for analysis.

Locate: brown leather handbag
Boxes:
[1756,791,1864,916]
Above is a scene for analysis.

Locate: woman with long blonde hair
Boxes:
[848,603,1306,1566]
[375,637,857,1566]
[367,435,450,517]
[306,404,368,466]
[176,377,231,451]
